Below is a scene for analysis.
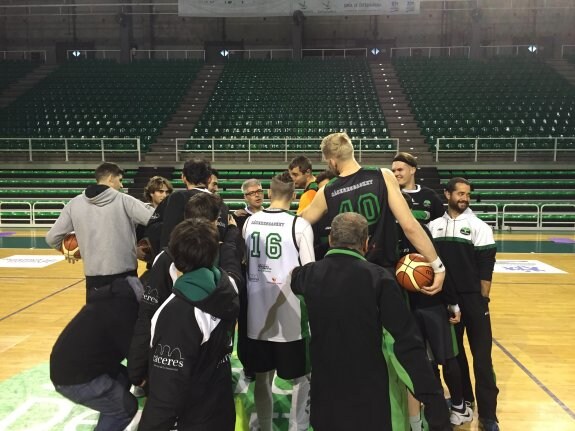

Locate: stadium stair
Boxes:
[369,62,433,164]
[546,59,575,86]
[145,64,224,162]
[0,64,59,109]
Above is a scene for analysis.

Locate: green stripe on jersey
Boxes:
[433,236,473,246]
[476,243,497,251]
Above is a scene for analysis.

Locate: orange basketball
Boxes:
[395,253,434,292]
[62,232,81,260]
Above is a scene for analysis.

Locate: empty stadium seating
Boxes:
[0,61,38,93]
[189,59,390,152]
[394,57,575,153]
[439,169,575,228]
[0,169,136,224]
[0,60,203,154]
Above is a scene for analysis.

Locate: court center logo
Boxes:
[153,344,184,370]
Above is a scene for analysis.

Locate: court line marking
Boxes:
[493,338,575,421]
[0,279,84,322]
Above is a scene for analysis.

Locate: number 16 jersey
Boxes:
[243,209,315,342]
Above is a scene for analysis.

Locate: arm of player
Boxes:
[382,168,445,295]
[45,203,73,251]
[300,186,328,225]
[297,219,316,265]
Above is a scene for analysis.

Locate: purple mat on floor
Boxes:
[548,237,575,244]
[0,232,15,237]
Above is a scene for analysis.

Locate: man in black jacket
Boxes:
[50,277,144,431]
[128,192,243,391]
[159,158,229,248]
[138,218,240,430]
[291,212,452,431]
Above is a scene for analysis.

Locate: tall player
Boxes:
[242,172,315,431]
[301,132,445,293]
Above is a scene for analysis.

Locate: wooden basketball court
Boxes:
[0,228,574,430]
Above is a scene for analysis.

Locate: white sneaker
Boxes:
[450,404,473,425]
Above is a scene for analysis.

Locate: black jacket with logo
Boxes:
[138,266,240,431]
[127,225,243,387]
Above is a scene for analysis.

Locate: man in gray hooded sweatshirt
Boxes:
[46,162,155,292]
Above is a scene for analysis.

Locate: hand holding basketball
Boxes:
[395,253,434,293]
[61,232,81,263]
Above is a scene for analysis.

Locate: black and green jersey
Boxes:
[403,185,445,224]
[325,167,398,268]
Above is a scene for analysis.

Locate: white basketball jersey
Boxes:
[244,209,307,342]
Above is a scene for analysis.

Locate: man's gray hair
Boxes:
[330,212,368,250]
[241,178,262,194]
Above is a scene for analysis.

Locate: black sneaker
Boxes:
[479,418,500,431]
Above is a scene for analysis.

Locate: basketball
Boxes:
[395,253,434,292]
[62,232,81,260]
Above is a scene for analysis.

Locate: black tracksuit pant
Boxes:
[455,292,499,422]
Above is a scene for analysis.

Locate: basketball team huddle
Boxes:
[45,132,499,431]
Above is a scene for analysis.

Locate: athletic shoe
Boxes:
[450,404,473,425]
[465,400,475,410]
[131,385,146,398]
[479,418,500,431]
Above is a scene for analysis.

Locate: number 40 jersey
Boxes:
[243,209,315,342]
[324,167,398,268]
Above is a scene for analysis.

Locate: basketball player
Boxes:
[300,132,445,293]
[391,152,444,224]
[291,212,452,431]
[399,192,472,430]
[288,155,318,214]
[46,162,155,292]
[243,172,314,431]
[428,177,499,431]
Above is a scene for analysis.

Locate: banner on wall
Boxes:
[178,0,420,17]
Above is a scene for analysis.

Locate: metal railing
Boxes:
[435,137,575,162]
[66,49,121,61]
[0,137,141,162]
[174,137,399,163]
[390,46,471,59]
[32,201,66,224]
[0,201,32,225]
[502,203,540,230]
[302,48,368,59]
[227,49,293,60]
[132,49,206,61]
[540,203,575,229]
[480,44,539,57]
[0,50,47,62]
[469,204,499,228]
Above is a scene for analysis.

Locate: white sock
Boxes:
[409,413,422,431]
[254,371,274,431]
[289,374,311,431]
